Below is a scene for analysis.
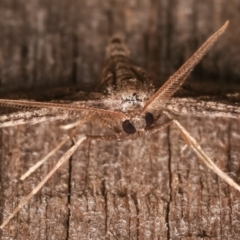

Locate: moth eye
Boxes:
[145,112,154,127]
[122,120,136,134]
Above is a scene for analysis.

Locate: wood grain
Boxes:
[1,0,240,239]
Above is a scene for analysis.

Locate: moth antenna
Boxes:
[0,99,126,123]
[142,20,229,114]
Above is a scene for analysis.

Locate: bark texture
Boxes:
[1,0,240,239]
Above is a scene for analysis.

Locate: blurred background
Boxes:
[0,0,240,93]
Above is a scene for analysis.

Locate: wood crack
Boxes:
[165,126,172,239]
[66,143,74,240]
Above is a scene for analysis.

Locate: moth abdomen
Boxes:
[106,34,130,59]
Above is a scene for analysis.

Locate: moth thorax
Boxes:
[132,116,146,130]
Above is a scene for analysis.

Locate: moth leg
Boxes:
[0,115,64,128]
[171,118,240,192]
[88,120,174,141]
[0,135,87,230]
[146,111,240,192]
[20,121,83,180]
[59,120,82,130]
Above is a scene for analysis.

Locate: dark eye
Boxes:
[122,120,136,134]
[145,112,154,127]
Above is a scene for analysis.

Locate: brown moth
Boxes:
[0,20,239,229]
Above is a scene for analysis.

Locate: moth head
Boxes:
[122,112,154,134]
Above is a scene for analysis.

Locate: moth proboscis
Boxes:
[0,20,239,229]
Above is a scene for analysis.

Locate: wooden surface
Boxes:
[1,0,240,239]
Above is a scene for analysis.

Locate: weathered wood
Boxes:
[1,0,240,239]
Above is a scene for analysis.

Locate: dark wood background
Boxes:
[1,0,240,239]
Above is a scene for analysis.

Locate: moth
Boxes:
[0,20,239,229]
